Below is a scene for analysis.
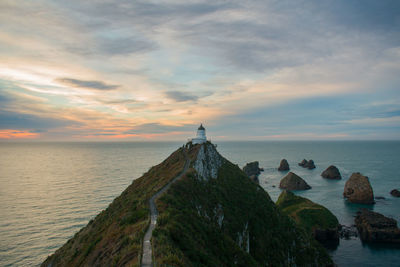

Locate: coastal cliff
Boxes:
[42,142,332,266]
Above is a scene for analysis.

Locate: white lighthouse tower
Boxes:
[191,124,207,144]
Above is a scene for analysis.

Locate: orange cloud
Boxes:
[0,129,40,139]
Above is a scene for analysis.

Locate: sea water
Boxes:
[0,141,399,266]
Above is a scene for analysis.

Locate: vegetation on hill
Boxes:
[153,160,333,266]
[42,147,186,267]
[42,143,334,266]
[276,190,339,236]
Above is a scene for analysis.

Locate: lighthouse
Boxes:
[191,124,207,144]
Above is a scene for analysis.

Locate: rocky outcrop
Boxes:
[343,173,374,204]
[279,172,311,190]
[355,209,400,243]
[339,225,358,239]
[193,142,225,180]
[277,191,339,246]
[242,161,263,184]
[298,159,315,169]
[390,189,400,197]
[278,159,290,171]
[298,159,307,167]
[321,165,342,180]
[304,160,316,169]
[242,161,262,177]
[249,175,259,184]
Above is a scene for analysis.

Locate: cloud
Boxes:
[55,78,119,90]
[0,110,75,130]
[165,91,199,102]
[125,123,195,134]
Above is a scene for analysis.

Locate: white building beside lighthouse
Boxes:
[191,124,207,144]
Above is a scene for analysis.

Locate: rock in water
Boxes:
[321,165,342,180]
[279,172,311,190]
[278,159,290,171]
[243,161,262,183]
[343,173,375,204]
[298,159,307,166]
[242,161,261,177]
[355,209,400,243]
[304,159,316,169]
[390,189,400,197]
[277,191,339,246]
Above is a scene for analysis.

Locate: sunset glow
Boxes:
[0,1,399,140]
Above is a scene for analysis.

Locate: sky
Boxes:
[0,0,399,141]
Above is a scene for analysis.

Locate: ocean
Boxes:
[0,141,399,266]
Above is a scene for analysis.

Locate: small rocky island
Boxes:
[242,161,263,183]
[321,165,342,180]
[343,173,375,204]
[355,209,400,243]
[278,159,290,171]
[298,159,316,169]
[279,172,311,190]
[390,189,400,197]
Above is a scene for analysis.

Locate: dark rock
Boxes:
[390,189,400,197]
[304,159,316,169]
[321,165,342,180]
[375,196,386,200]
[259,167,264,172]
[278,159,290,171]
[249,174,259,184]
[343,173,375,204]
[355,209,400,243]
[339,224,358,239]
[298,159,307,167]
[242,161,261,177]
[272,185,276,188]
[279,172,311,190]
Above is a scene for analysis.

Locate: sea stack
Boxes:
[278,159,290,171]
[390,189,400,197]
[343,173,374,204]
[279,172,311,190]
[355,209,400,243]
[321,165,342,180]
[242,161,261,176]
[298,159,307,167]
[304,160,316,169]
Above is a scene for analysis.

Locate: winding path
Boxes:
[141,150,190,267]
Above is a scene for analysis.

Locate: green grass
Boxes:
[276,190,339,233]
[153,161,333,266]
[42,147,186,267]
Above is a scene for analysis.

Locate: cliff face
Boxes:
[193,142,225,180]
[42,143,332,267]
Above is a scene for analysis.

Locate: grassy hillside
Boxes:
[276,190,339,235]
[42,143,334,266]
[153,161,333,266]
[42,147,186,267]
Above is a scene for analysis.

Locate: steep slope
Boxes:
[153,142,332,266]
[277,191,339,244]
[42,147,187,267]
[42,142,333,266]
